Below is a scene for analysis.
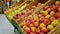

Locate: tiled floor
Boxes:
[0,14,19,34]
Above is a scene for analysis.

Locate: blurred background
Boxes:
[0,0,20,14]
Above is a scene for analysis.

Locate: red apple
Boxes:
[41,27,48,33]
[39,15,45,22]
[54,12,60,18]
[35,28,40,34]
[27,10,32,16]
[26,20,31,26]
[57,18,60,22]
[30,32,36,34]
[44,6,49,10]
[39,32,45,34]
[38,14,44,17]
[30,24,34,27]
[19,22,26,28]
[46,8,51,12]
[33,21,39,27]
[24,27,31,33]
[49,16,56,21]
[28,17,35,23]
[43,19,51,25]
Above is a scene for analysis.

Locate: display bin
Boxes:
[13,0,60,34]
[4,0,60,34]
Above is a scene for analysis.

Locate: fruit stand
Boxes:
[4,0,60,34]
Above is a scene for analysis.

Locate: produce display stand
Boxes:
[4,0,60,34]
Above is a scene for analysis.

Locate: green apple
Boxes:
[31,26,36,32]
[32,14,38,20]
[39,23,46,28]
[43,11,48,16]
[45,15,51,18]
[51,20,60,26]
[50,11,55,15]
[47,25,54,30]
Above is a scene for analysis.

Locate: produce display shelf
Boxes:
[4,0,60,34]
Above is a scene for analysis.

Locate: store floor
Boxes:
[0,14,19,34]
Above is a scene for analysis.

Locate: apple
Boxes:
[30,26,36,32]
[38,14,44,18]
[49,16,56,21]
[45,15,51,19]
[51,20,60,26]
[41,27,48,33]
[54,12,60,18]
[42,11,48,16]
[32,14,38,20]
[24,27,31,33]
[46,8,51,12]
[50,11,55,15]
[58,7,60,11]
[26,10,32,16]
[39,15,45,22]
[28,17,35,23]
[35,28,40,34]
[47,25,54,30]
[26,20,31,26]
[40,10,49,16]
[39,23,46,28]
[30,32,36,34]
[33,21,39,27]
[19,22,26,28]
[39,32,45,34]
[43,19,51,25]
[40,10,45,13]
[30,24,34,27]
[55,1,60,5]
[23,25,27,30]
[57,18,60,22]
[52,4,58,10]
[44,6,49,10]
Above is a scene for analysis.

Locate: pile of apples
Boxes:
[13,3,41,22]
[19,1,60,34]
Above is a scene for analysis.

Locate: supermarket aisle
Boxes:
[0,14,19,34]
